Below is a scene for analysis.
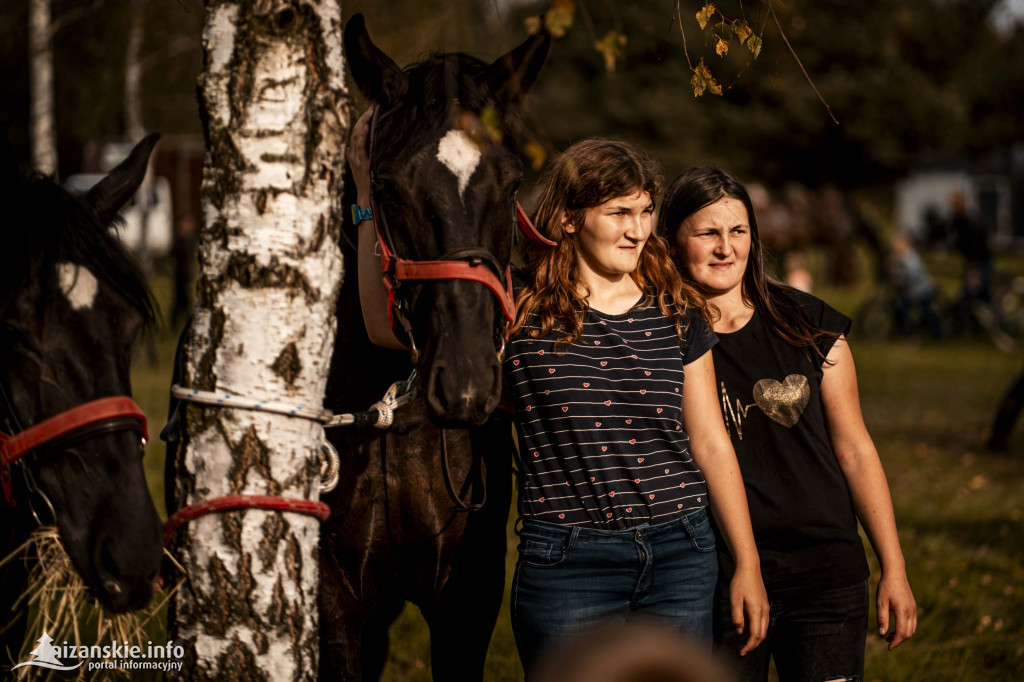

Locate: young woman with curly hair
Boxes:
[505,140,766,677]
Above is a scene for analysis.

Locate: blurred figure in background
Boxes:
[532,621,734,682]
[952,191,993,305]
[890,233,943,340]
[783,251,813,294]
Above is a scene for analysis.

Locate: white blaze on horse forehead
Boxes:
[57,263,98,311]
[436,129,482,199]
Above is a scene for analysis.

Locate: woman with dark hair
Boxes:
[660,166,916,682]
[506,142,767,677]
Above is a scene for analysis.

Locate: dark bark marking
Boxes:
[271,341,302,385]
[225,252,321,303]
[257,513,286,571]
[217,634,270,682]
[225,423,280,496]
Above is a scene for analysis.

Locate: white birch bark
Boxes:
[170,0,347,679]
[29,0,57,176]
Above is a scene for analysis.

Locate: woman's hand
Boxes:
[877,569,917,649]
[729,562,769,656]
[347,108,374,206]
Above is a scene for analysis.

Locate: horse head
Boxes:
[345,14,549,427]
[0,134,162,613]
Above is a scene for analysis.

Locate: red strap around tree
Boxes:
[162,494,331,547]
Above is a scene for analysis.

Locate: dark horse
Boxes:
[0,133,164,669]
[318,16,547,681]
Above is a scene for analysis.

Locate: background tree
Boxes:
[167,0,347,678]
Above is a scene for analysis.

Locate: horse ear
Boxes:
[344,14,408,105]
[85,133,159,224]
[480,29,550,112]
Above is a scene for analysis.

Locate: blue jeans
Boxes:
[714,579,869,682]
[512,507,718,677]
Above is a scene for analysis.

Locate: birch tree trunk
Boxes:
[125,0,154,276]
[29,0,57,175]
[170,0,347,678]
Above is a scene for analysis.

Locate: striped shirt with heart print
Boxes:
[506,297,717,529]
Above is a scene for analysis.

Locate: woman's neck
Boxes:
[580,272,644,316]
[708,286,755,333]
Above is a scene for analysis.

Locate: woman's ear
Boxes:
[561,212,574,234]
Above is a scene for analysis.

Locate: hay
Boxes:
[0,527,184,681]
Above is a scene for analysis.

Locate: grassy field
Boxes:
[127,259,1024,681]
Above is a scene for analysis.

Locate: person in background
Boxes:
[890,233,943,340]
[952,191,993,305]
[782,251,812,294]
[506,140,767,678]
[662,166,916,682]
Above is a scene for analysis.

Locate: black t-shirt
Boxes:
[505,299,716,529]
[711,290,869,596]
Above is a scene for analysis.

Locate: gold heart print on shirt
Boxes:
[752,374,810,428]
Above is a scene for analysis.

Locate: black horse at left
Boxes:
[0,133,164,670]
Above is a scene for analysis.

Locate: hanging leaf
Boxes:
[715,21,734,39]
[747,34,763,58]
[733,19,752,45]
[524,0,575,38]
[594,30,628,72]
[546,0,576,38]
[696,4,715,30]
[715,37,728,56]
[690,58,722,97]
[524,140,547,171]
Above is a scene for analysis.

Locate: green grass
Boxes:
[122,265,1024,681]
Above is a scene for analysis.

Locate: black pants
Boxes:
[714,579,868,682]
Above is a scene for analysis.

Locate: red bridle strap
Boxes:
[393,260,515,322]
[0,396,148,469]
[516,202,556,246]
[0,395,147,507]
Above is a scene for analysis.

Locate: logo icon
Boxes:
[12,632,83,672]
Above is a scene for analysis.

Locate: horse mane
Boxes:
[379,52,493,150]
[0,173,157,330]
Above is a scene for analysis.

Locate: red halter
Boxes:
[365,105,554,341]
[0,396,148,506]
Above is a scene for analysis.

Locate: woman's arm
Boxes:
[821,334,917,650]
[347,109,405,350]
[682,351,768,655]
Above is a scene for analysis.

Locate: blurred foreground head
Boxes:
[531,621,734,682]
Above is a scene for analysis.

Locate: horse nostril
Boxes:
[104,579,122,596]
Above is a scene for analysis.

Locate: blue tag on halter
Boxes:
[351,204,373,225]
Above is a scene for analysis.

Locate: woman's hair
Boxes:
[658,166,838,358]
[511,138,709,349]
